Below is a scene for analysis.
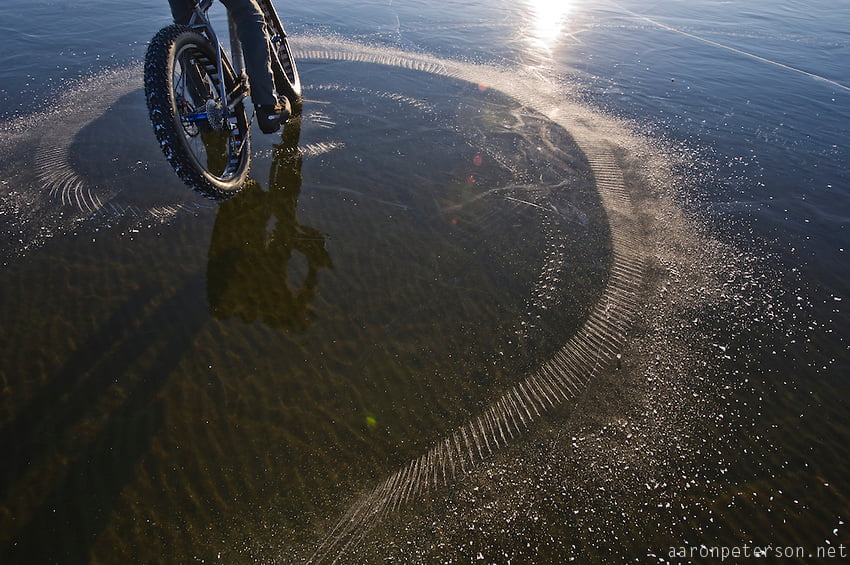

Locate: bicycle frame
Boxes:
[185,0,247,118]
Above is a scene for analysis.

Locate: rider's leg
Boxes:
[219,0,288,133]
[167,0,193,24]
[218,0,277,107]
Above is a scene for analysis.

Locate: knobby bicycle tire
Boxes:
[272,34,301,109]
[145,25,251,200]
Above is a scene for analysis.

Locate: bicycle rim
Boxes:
[145,25,250,200]
[170,42,248,185]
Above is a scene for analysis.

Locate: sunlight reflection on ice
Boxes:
[525,0,574,52]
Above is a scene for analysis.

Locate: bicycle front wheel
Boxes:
[145,25,251,200]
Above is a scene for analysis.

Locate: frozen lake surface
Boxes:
[0,0,847,563]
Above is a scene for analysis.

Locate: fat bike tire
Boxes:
[272,33,302,112]
[145,25,250,200]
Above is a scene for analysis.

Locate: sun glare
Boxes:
[526,0,574,51]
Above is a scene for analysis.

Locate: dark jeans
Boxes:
[168,0,277,106]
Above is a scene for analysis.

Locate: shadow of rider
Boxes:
[206,117,332,331]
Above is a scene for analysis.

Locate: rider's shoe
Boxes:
[255,98,291,134]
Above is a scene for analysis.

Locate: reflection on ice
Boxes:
[524,0,574,53]
[207,119,333,331]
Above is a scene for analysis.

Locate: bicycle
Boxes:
[144,0,302,200]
